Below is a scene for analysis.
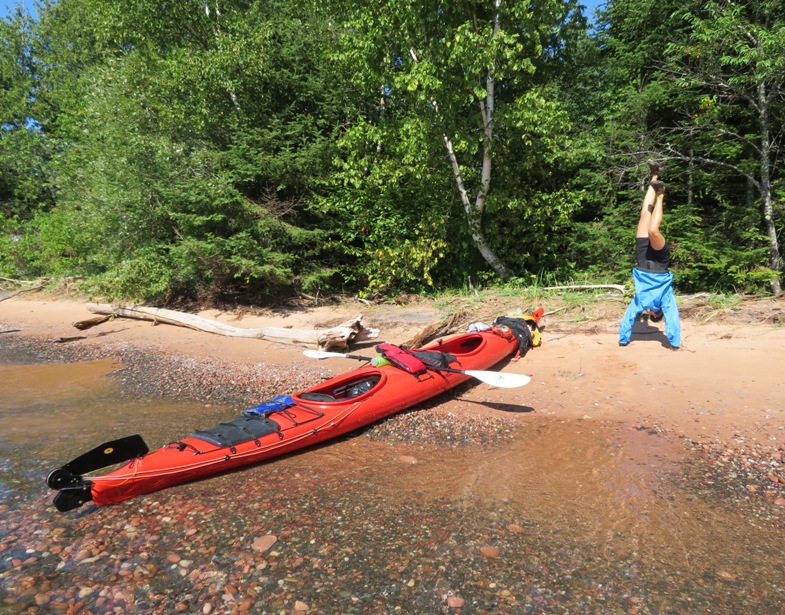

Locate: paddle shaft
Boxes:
[303,350,529,387]
[310,351,469,375]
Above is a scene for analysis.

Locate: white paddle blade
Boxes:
[303,350,344,359]
[467,370,531,388]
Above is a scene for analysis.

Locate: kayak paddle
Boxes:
[303,350,530,388]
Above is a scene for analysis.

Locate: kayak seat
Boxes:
[344,378,377,398]
[190,415,282,447]
[299,392,336,402]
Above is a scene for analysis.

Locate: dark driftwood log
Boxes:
[73,315,114,330]
[78,304,380,351]
[404,313,459,348]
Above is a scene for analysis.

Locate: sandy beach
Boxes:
[2,292,785,614]
[2,292,784,445]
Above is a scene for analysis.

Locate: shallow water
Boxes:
[2,357,784,613]
[0,359,230,459]
[302,420,783,578]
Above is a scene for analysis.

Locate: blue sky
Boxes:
[1,0,38,20]
[3,1,606,24]
[581,0,607,22]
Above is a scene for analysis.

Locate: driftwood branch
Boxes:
[78,304,380,351]
[543,284,627,293]
[404,313,460,348]
[0,278,47,302]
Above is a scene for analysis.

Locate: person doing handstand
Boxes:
[619,161,681,350]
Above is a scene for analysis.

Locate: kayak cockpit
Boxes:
[434,332,485,355]
[297,373,382,403]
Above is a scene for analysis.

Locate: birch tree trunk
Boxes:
[757,78,782,294]
[439,0,511,280]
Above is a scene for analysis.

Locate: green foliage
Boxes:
[0,10,55,226]
[1,0,783,300]
[665,195,777,293]
[3,0,352,301]
[320,0,592,293]
[660,0,785,287]
[365,231,448,298]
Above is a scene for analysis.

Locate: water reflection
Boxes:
[273,423,785,609]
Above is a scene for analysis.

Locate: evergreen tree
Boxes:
[664,0,785,293]
[18,0,353,301]
[597,0,783,294]
[0,7,53,277]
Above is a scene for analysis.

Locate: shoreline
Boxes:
[3,295,785,613]
[5,295,785,495]
[3,293,785,444]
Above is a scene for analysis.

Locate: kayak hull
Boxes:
[52,328,522,510]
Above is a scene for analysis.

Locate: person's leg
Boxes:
[647,164,667,321]
[647,181,666,250]
[635,160,662,237]
[636,183,657,239]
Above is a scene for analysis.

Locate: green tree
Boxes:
[22,0,351,301]
[663,0,785,293]
[321,0,586,294]
[0,7,54,277]
[588,0,782,294]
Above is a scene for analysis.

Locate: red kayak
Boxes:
[47,315,540,512]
